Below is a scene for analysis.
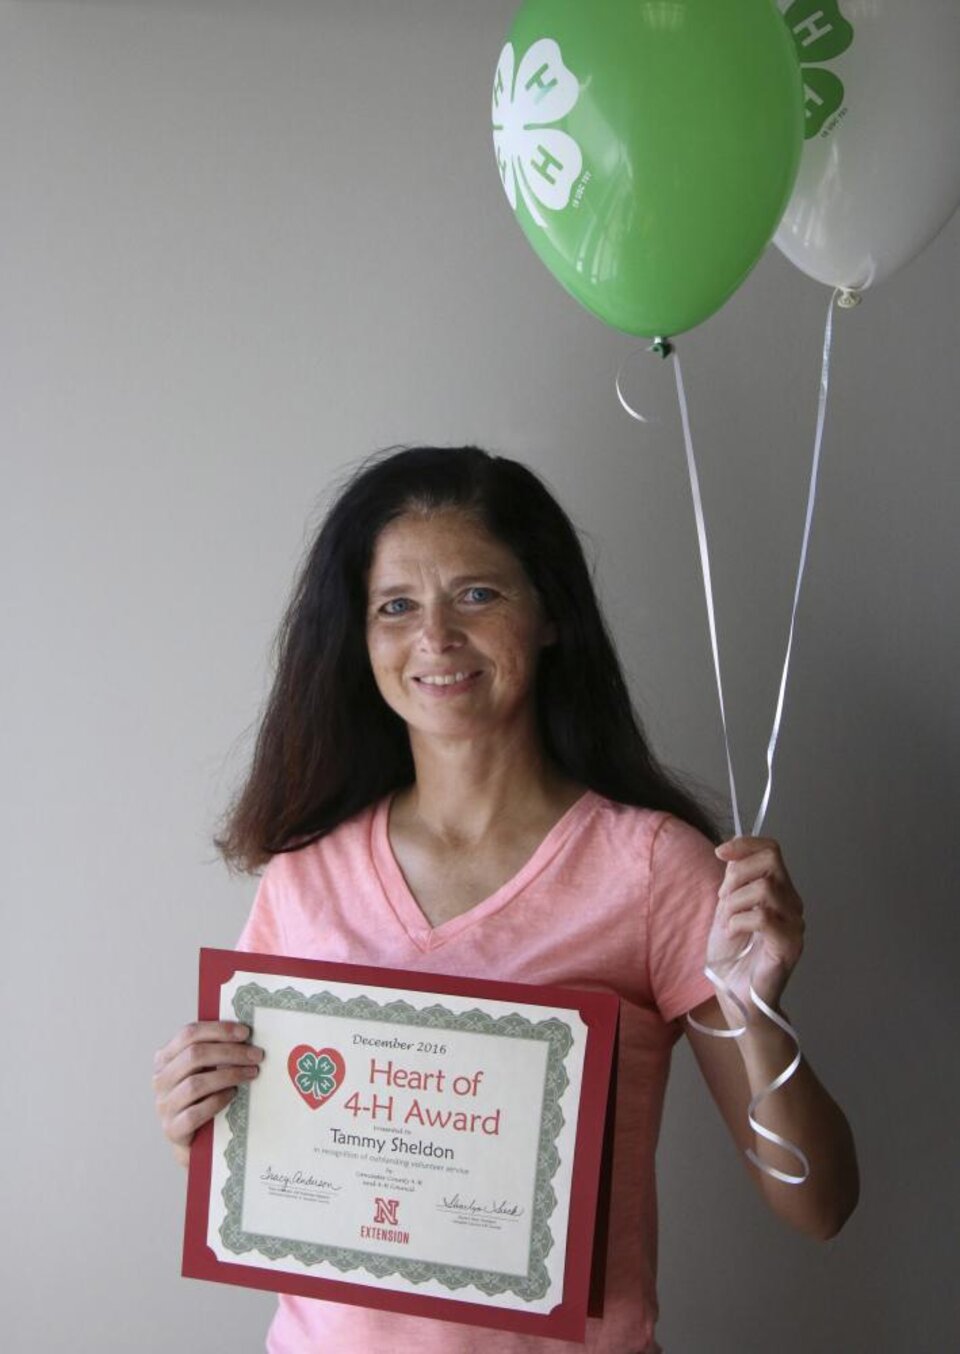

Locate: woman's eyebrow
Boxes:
[369,572,509,600]
[369,582,414,600]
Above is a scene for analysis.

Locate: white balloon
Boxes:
[774,0,960,292]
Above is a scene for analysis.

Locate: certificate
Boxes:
[183,949,619,1342]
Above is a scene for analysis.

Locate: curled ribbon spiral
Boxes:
[617,289,843,1185]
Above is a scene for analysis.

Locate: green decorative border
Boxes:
[219,983,575,1302]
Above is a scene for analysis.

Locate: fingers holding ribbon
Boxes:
[710,837,805,1011]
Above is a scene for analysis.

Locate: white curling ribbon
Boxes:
[615,350,657,424]
[744,986,810,1186]
[617,288,842,1185]
[689,938,810,1185]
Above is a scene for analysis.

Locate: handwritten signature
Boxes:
[439,1192,524,1217]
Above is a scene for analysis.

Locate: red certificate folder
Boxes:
[184,948,618,1343]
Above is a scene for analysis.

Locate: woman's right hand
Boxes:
[153,1021,263,1167]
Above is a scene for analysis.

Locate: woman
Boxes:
[154,445,858,1353]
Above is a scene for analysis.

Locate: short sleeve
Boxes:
[235,857,288,957]
[646,813,724,1022]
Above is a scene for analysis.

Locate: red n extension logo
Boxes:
[373,1197,400,1226]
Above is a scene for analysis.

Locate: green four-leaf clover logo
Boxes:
[781,0,855,139]
[295,1050,337,1100]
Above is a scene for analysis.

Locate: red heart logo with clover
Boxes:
[287,1045,346,1110]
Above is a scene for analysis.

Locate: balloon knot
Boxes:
[837,288,861,309]
[649,337,674,359]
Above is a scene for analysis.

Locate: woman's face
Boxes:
[365,508,556,743]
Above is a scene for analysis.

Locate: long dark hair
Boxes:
[216,445,720,871]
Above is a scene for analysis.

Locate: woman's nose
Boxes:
[418,603,463,651]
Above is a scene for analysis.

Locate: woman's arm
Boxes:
[684,835,859,1240]
[685,995,859,1239]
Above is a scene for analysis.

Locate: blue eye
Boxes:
[463,586,496,604]
[380,598,413,616]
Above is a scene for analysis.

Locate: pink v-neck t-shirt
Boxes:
[236,790,723,1354]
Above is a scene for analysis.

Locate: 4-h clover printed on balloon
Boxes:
[491,38,583,228]
[779,0,855,138]
[286,1044,346,1110]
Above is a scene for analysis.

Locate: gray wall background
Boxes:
[4,2,958,1350]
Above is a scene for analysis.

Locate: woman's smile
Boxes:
[413,669,485,695]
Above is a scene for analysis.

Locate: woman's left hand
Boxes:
[706,836,805,1015]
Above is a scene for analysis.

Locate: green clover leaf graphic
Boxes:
[296,1051,337,1100]
[782,0,855,139]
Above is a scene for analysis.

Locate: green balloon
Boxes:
[492,0,804,336]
